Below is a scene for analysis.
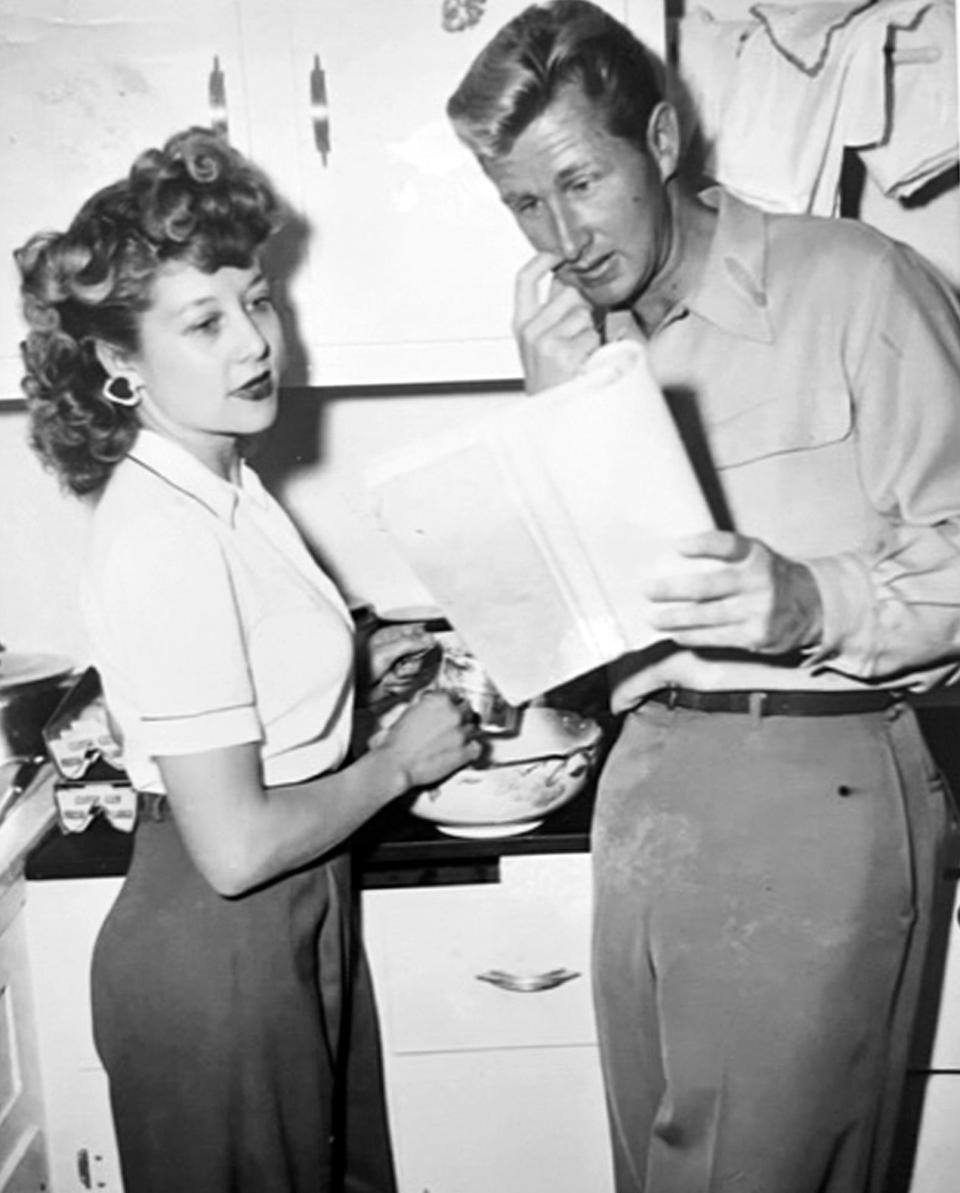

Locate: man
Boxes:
[447,3,960,1191]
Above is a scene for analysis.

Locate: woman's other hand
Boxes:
[361,623,441,709]
[373,689,481,790]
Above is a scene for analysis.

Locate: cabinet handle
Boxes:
[476,967,581,993]
[310,55,331,165]
[76,1147,91,1189]
[209,55,229,139]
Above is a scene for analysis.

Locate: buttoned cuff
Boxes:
[800,553,877,672]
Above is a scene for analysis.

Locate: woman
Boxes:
[15,126,480,1193]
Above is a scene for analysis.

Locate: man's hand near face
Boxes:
[513,252,602,393]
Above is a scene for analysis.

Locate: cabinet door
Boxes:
[364,855,598,1053]
[0,0,255,399]
[362,854,615,1193]
[900,1074,960,1193]
[25,877,124,1191]
[244,0,664,386]
[914,878,960,1071]
[0,886,48,1193]
[384,1047,614,1193]
[0,1126,47,1193]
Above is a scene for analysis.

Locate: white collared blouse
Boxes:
[81,430,356,795]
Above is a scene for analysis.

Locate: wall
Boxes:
[0,405,92,661]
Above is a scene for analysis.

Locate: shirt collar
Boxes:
[687,186,775,343]
[127,429,269,525]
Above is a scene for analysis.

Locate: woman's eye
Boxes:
[190,315,221,336]
[249,293,274,313]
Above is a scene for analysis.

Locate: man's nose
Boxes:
[550,202,590,263]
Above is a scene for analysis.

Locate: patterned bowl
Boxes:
[409,706,602,838]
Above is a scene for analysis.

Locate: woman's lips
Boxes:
[233,372,274,401]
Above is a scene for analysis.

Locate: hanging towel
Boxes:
[857,0,958,199]
[676,0,949,215]
[750,0,875,74]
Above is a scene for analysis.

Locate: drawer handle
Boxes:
[476,967,581,993]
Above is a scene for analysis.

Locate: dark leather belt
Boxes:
[646,686,903,717]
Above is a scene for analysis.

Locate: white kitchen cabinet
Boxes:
[22,856,611,1193]
[243,0,665,387]
[0,0,666,397]
[0,0,257,401]
[920,877,960,1071]
[897,873,960,1193]
[24,877,123,1193]
[897,1074,960,1193]
[0,880,48,1193]
[361,852,615,1193]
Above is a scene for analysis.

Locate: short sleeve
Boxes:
[96,508,262,755]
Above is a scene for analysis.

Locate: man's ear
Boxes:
[645,102,681,183]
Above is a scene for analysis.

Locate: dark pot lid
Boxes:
[0,651,75,691]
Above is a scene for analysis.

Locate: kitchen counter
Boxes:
[21,779,597,890]
[11,699,960,890]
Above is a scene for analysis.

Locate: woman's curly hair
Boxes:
[15,126,281,496]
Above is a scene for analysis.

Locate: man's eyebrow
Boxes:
[555,161,593,184]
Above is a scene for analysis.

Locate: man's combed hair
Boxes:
[446,0,664,161]
[15,127,281,497]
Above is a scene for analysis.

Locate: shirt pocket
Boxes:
[707,387,854,470]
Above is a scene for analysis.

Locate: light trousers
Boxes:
[592,700,951,1193]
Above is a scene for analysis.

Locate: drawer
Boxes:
[362,853,597,1054]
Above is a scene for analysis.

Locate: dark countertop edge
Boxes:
[24,786,596,889]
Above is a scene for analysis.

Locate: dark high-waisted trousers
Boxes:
[592,699,953,1193]
[91,814,396,1193]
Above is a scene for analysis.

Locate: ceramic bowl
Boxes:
[409,706,602,838]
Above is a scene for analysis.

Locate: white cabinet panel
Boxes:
[0,0,255,399]
[385,1047,614,1193]
[1,0,667,393]
[245,0,664,386]
[918,879,960,1071]
[25,877,123,1190]
[364,854,596,1053]
[0,1126,46,1193]
[905,1074,960,1193]
[0,882,47,1193]
[362,852,615,1193]
[24,877,121,1073]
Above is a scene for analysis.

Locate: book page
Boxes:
[363,341,714,704]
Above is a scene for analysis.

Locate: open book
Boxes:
[363,341,714,705]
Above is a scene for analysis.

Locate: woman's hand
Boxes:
[372,688,481,790]
[361,623,441,709]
